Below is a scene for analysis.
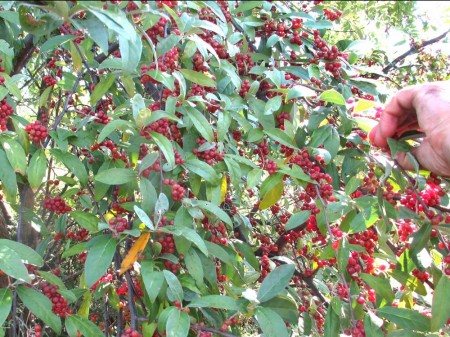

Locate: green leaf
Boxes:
[255,307,289,337]
[17,286,62,334]
[90,73,115,105]
[62,242,88,258]
[286,85,317,101]
[364,312,384,337]
[85,235,117,288]
[166,309,190,337]
[387,138,411,158]
[324,299,340,337]
[1,138,26,175]
[0,239,44,267]
[182,106,214,142]
[232,1,262,13]
[38,271,67,290]
[70,211,99,232]
[184,248,204,285]
[0,245,31,282]
[303,19,333,29]
[134,205,154,230]
[319,89,346,105]
[257,264,295,302]
[98,120,132,143]
[50,149,88,186]
[263,128,297,149]
[149,131,175,169]
[285,210,311,231]
[191,19,225,37]
[145,70,175,91]
[409,223,432,257]
[204,241,234,264]
[95,168,136,185]
[163,270,184,303]
[170,226,208,256]
[188,295,238,310]
[141,262,164,303]
[377,307,431,332]
[41,35,75,53]
[360,274,394,303]
[0,149,16,200]
[183,159,220,184]
[179,69,215,87]
[0,289,12,327]
[28,149,47,191]
[261,295,299,324]
[337,238,350,274]
[196,200,232,226]
[431,275,450,331]
[65,314,103,337]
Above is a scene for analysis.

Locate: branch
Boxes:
[230,17,258,53]
[381,29,450,75]
[12,34,35,76]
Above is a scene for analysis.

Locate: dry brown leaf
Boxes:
[119,232,150,275]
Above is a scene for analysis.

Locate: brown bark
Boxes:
[18,183,39,249]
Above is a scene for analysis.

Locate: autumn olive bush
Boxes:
[0,1,449,337]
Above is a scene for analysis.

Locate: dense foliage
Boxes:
[0,1,449,337]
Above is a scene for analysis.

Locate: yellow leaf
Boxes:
[119,232,150,275]
[318,119,329,127]
[353,99,376,114]
[104,212,115,222]
[220,175,227,204]
[70,41,82,72]
[258,183,283,210]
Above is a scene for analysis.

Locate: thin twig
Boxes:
[380,29,450,75]
[191,324,238,337]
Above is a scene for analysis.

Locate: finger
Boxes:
[369,86,420,148]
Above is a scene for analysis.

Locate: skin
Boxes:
[369,81,450,177]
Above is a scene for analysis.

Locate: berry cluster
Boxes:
[193,137,224,165]
[0,98,13,131]
[235,53,254,75]
[324,8,342,21]
[91,140,129,163]
[156,0,177,8]
[412,268,430,283]
[25,120,48,143]
[41,282,71,318]
[33,324,42,337]
[165,179,185,202]
[58,23,84,44]
[43,196,72,214]
[66,228,89,242]
[239,79,251,97]
[263,159,278,175]
[43,75,57,87]
[121,328,142,337]
[193,52,209,72]
[78,106,110,124]
[203,220,228,245]
[109,216,128,235]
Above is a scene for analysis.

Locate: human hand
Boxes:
[369,81,450,177]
